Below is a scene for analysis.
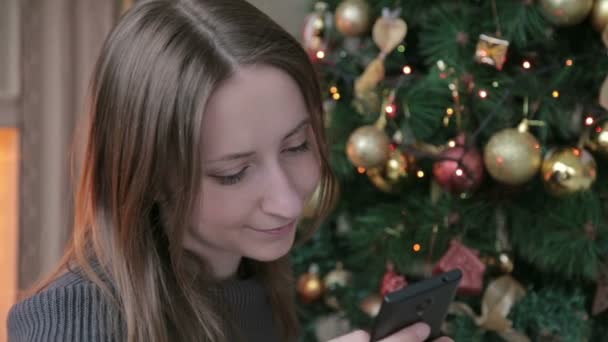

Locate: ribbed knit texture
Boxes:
[7,269,280,342]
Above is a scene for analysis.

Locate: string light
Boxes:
[447,140,456,148]
[565,59,574,67]
[402,65,412,75]
[397,44,406,53]
[416,170,425,178]
[385,104,395,114]
[357,167,366,174]
[446,107,454,116]
[330,86,338,94]
[585,116,595,126]
[413,243,422,252]
[478,89,488,99]
[552,90,560,98]
[316,51,325,59]
[332,93,341,100]
[492,81,500,88]
[522,60,531,69]
[572,148,581,157]
[455,168,464,176]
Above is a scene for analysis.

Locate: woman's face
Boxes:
[184,65,321,278]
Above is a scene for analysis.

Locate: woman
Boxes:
[8,1,454,341]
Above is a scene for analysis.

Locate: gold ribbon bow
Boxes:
[448,275,530,342]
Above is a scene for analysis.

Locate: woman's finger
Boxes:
[327,329,370,342]
[378,322,431,342]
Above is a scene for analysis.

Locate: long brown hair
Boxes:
[34,0,337,341]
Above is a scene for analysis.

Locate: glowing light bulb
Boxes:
[402,65,412,74]
[316,51,325,59]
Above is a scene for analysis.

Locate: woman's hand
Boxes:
[327,322,454,342]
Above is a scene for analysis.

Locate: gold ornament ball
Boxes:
[586,120,608,157]
[539,0,593,26]
[541,147,597,196]
[592,0,608,32]
[335,0,371,36]
[484,129,542,185]
[297,271,325,303]
[346,125,391,169]
[323,262,352,289]
[367,149,412,193]
[498,253,514,274]
[360,293,382,317]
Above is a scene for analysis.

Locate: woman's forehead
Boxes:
[200,65,311,157]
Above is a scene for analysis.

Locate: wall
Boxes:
[247,0,308,39]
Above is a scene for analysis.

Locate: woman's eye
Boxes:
[284,141,310,153]
[212,166,249,186]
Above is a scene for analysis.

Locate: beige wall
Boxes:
[247,0,308,39]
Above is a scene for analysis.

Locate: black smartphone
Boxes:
[369,268,462,341]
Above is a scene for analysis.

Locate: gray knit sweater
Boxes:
[7,268,281,342]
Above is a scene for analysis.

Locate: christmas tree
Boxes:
[293,0,608,341]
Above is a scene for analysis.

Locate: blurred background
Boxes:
[0,1,303,341]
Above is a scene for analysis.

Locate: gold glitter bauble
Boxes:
[367,149,412,193]
[539,0,593,26]
[335,0,371,36]
[592,0,608,32]
[498,253,514,274]
[346,125,391,169]
[587,120,608,157]
[323,262,352,289]
[541,147,597,196]
[484,129,542,185]
[297,268,324,303]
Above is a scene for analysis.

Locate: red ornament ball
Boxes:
[433,145,484,194]
[380,263,408,296]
